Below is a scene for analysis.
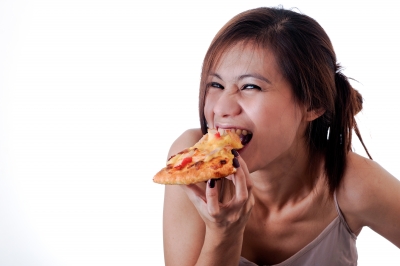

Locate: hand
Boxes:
[181,152,254,236]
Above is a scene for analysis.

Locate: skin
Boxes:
[163,43,400,265]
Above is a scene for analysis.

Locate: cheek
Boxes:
[276,108,303,139]
[256,104,304,148]
[203,95,215,125]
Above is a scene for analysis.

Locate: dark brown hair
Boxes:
[198,7,371,194]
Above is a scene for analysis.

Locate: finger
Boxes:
[237,155,253,191]
[233,156,251,204]
[232,156,241,185]
[180,184,206,203]
[225,174,233,181]
[206,179,220,216]
[237,156,254,215]
[231,149,239,157]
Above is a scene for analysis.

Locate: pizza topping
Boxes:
[177,149,189,155]
[204,147,223,162]
[194,160,204,170]
[208,129,218,135]
[181,129,244,163]
[169,149,195,166]
[173,159,191,170]
[173,165,184,170]
[174,156,193,169]
[215,128,253,146]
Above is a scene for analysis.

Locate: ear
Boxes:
[304,108,325,122]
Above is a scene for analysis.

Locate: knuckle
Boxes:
[208,209,219,217]
[226,216,237,224]
[248,195,255,209]
[247,180,253,190]
[248,199,255,210]
[236,194,248,205]
[206,188,218,198]
[207,209,221,220]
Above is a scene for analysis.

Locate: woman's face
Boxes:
[204,42,309,172]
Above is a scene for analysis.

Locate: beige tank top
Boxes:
[239,192,358,266]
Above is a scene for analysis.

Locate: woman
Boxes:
[163,7,400,265]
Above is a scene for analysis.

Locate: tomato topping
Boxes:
[181,157,192,166]
[215,132,221,138]
[174,157,192,169]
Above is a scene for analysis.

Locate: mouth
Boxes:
[214,127,253,146]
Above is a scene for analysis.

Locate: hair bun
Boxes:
[335,71,363,116]
[352,88,363,115]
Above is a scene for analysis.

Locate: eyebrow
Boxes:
[238,74,271,84]
[209,72,223,80]
[209,72,271,84]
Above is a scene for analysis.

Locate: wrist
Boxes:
[195,227,244,265]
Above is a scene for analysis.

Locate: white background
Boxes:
[0,0,399,265]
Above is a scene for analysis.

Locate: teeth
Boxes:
[234,129,252,137]
[211,128,252,137]
[213,128,253,145]
[214,128,252,137]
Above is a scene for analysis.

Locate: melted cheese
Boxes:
[167,130,243,168]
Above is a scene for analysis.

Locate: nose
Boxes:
[213,89,241,118]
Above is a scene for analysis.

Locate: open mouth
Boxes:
[215,128,253,146]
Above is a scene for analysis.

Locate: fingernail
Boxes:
[208,179,216,188]
[233,157,240,168]
[231,149,239,157]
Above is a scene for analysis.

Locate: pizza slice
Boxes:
[153,128,252,185]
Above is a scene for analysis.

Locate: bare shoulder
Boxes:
[163,128,206,265]
[338,152,398,213]
[337,152,400,246]
[339,152,386,198]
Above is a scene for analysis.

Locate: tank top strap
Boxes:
[333,191,357,239]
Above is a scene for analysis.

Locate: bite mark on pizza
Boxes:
[153,128,252,185]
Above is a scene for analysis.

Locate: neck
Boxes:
[250,147,324,212]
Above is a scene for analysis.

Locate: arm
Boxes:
[338,152,400,247]
[163,129,254,265]
[163,129,206,265]
[163,180,206,265]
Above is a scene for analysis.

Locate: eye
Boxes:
[242,84,262,90]
[209,82,224,89]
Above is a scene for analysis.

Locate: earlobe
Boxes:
[305,108,325,121]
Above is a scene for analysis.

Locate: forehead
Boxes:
[211,41,281,77]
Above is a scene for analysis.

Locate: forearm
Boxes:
[195,228,244,266]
